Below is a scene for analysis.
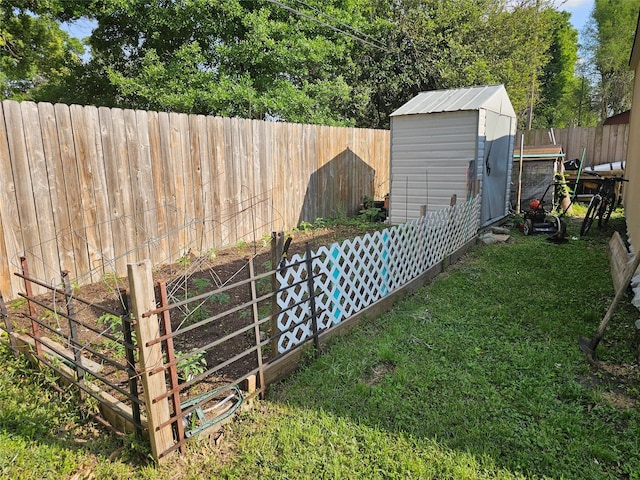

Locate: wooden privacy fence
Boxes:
[0,100,390,301]
[0,197,480,461]
[519,125,629,168]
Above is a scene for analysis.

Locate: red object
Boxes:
[529,199,540,211]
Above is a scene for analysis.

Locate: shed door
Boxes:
[481,111,513,225]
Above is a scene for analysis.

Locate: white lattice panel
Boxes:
[276,197,480,354]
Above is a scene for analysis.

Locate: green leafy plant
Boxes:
[96,313,135,360]
[176,349,207,381]
[176,253,191,268]
[209,292,230,304]
[298,220,313,233]
[193,277,212,294]
[101,272,121,292]
[554,172,572,212]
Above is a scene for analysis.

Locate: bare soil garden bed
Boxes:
[5,223,384,404]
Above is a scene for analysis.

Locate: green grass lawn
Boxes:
[2,209,640,479]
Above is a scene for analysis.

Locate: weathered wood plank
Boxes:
[135,110,158,261]
[85,105,114,277]
[147,111,170,263]
[189,114,205,248]
[21,102,60,285]
[178,113,194,251]
[317,125,332,219]
[168,112,187,255]
[70,104,102,281]
[609,231,630,295]
[196,115,213,251]
[273,122,286,231]
[6,101,47,292]
[252,119,268,237]
[614,123,627,162]
[54,103,91,279]
[284,123,297,228]
[0,101,24,298]
[98,107,127,275]
[262,121,275,233]
[521,125,630,169]
[123,109,147,260]
[109,108,137,264]
[38,103,75,278]
[234,118,250,241]
[223,117,238,244]
[207,116,225,247]
[157,111,179,262]
[128,260,173,461]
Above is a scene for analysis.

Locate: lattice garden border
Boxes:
[276,196,481,353]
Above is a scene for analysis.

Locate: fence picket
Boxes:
[71,104,104,282]
[109,107,137,264]
[0,102,26,297]
[147,111,170,264]
[86,105,115,277]
[7,102,48,294]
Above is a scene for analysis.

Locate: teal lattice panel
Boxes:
[275,197,480,354]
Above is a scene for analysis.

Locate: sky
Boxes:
[560,0,594,42]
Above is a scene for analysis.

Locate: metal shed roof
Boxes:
[390,84,516,118]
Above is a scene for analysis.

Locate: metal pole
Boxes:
[571,147,587,203]
[20,256,42,357]
[516,134,525,214]
[248,256,265,397]
[120,289,143,439]
[158,281,185,454]
[62,271,84,397]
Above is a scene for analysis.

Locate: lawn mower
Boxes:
[517,183,567,241]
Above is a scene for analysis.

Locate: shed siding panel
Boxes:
[390,112,478,222]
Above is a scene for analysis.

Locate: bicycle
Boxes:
[579,171,628,236]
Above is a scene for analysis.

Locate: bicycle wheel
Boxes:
[598,192,616,227]
[580,197,600,236]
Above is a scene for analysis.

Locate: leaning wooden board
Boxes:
[609,231,632,295]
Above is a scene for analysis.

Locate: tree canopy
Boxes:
[0,0,606,129]
[584,0,639,122]
[0,1,85,99]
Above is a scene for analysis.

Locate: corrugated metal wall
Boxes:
[389,111,478,223]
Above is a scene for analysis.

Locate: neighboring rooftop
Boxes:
[513,145,564,161]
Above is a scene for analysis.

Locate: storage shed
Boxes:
[389,85,516,226]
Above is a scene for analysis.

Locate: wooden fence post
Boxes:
[127,260,173,461]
